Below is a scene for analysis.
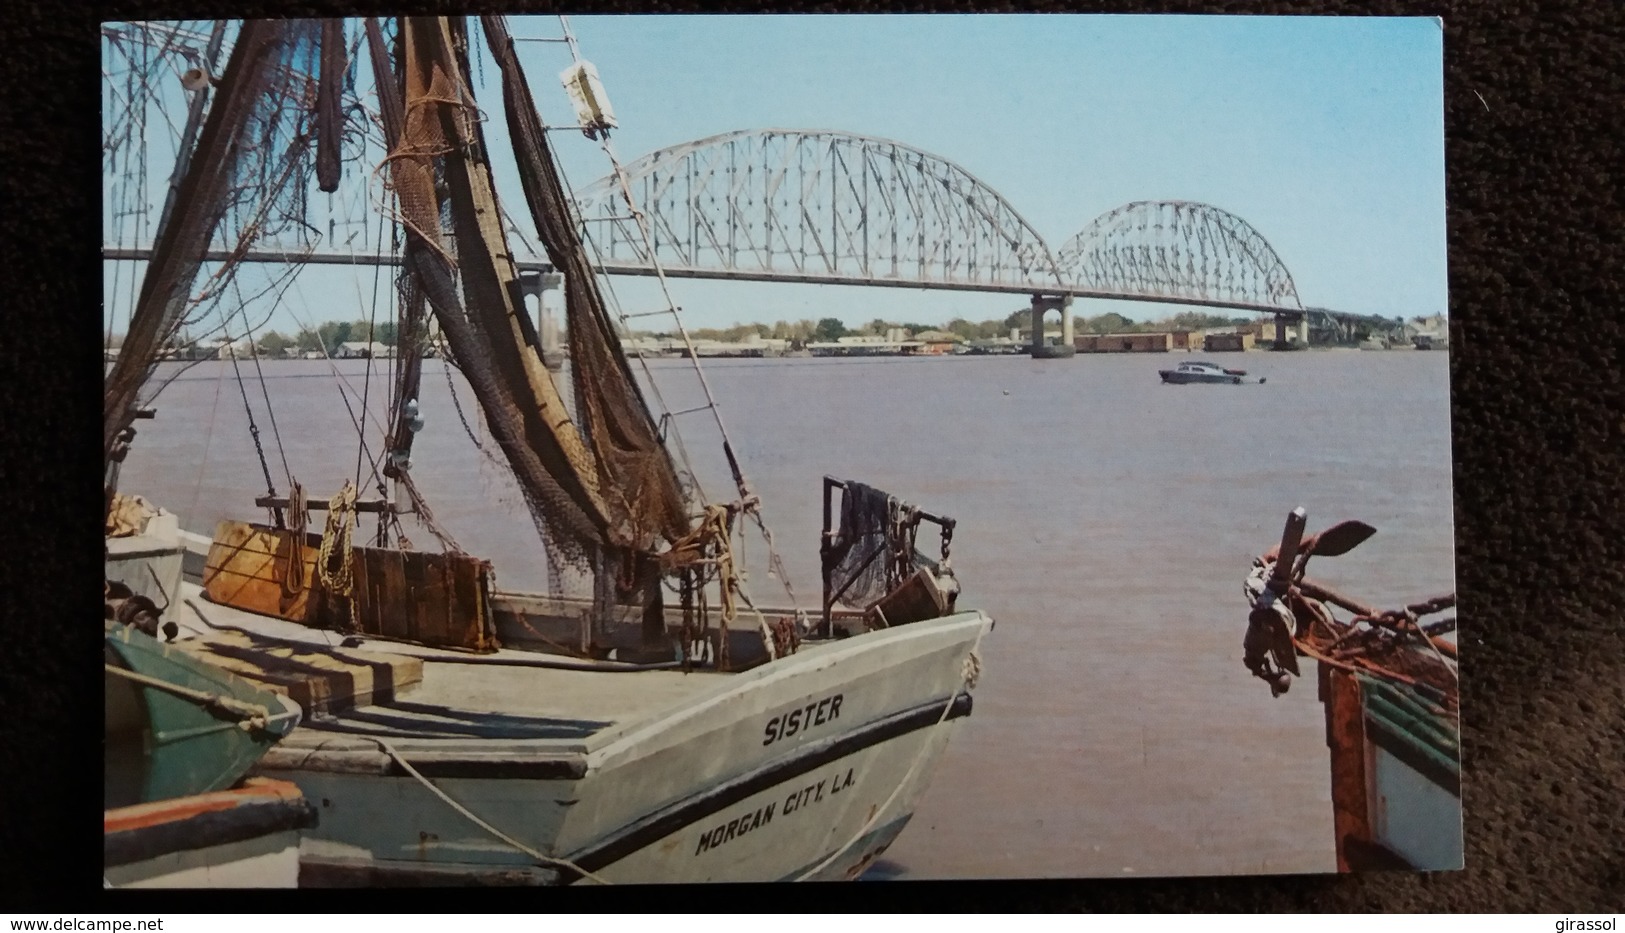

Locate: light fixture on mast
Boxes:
[559,60,616,139]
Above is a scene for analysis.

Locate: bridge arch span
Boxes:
[575,129,1064,291]
[1056,200,1302,312]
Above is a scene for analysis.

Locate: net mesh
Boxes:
[480,15,691,554]
[823,481,938,609]
[372,17,614,572]
[378,17,697,579]
[104,19,327,466]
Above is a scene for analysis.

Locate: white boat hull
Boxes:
[105,828,303,888]
[259,610,991,885]
[103,778,314,889]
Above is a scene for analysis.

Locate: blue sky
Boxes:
[104,14,1447,337]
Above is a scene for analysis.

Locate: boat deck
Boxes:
[169,581,731,750]
[308,661,723,742]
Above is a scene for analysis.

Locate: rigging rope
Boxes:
[317,480,358,629]
[185,348,230,529]
[283,480,308,597]
[104,663,275,731]
[226,342,282,528]
[355,159,386,495]
[552,15,804,623]
[396,468,464,555]
[230,276,294,491]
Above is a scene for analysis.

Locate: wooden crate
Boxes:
[201,521,321,623]
[344,546,497,652]
[864,567,948,629]
[202,521,496,652]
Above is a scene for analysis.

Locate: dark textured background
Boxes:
[2,0,1620,912]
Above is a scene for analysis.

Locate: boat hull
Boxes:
[104,778,315,888]
[1159,370,1243,384]
[260,610,992,884]
[1320,666,1461,871]
[105,621,302,808]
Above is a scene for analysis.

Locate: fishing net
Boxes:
[823,481,938,610]
[480,15,691,553]
[315,19,345,192]
[374,16,700,582]
[104,19,330,467]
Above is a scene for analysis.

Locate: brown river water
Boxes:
[119,348,1456,880]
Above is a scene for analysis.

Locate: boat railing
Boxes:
[819,476,956,637]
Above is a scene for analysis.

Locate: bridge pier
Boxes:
[1029,294,1075,359]
[519,271,566,370]
[1273,311,1308,349]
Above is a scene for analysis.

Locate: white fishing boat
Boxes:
[103,16,991,885]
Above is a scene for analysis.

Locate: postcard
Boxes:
[102,14,1454,885]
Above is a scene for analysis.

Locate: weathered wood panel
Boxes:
[201,521,320,623]
[865,568,947,629]
[203,520,495,652]
[1321,665,1373,872]
[348,545,496,652]
[173,629,423,716]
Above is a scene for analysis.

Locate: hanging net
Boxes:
[480,15,691,553]
[823,481,939,610]
[376,17,693,579]
[104,19,329,468]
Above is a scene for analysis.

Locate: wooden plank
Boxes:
[325,545,499,652]
[175,630,423,716]
[382,550,408,640]
[363,547,384,634]
[1321,665,1373,872]
[255,496,402,513]
[201,521,317,623]
[449,554,476,649]
[458,554,494,651]
[403,550,430,644]
[410,551,447,647]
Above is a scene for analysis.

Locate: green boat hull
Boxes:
[105,622,301,809]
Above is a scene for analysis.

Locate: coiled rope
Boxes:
[317,480,358,627]
[282,480,307,598]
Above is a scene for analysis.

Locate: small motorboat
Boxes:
[1158,360,1263,384]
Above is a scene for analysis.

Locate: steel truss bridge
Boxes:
[102,127,1397,332]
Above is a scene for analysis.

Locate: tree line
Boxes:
[647,309,1258,344]
[269,310,1249,349]
[112,308,1408,356]
[253,320,401,357]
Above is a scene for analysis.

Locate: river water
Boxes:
[119,348,1457,880]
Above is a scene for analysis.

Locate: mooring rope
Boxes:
[104,663,272,730]
[362,735,612,885]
